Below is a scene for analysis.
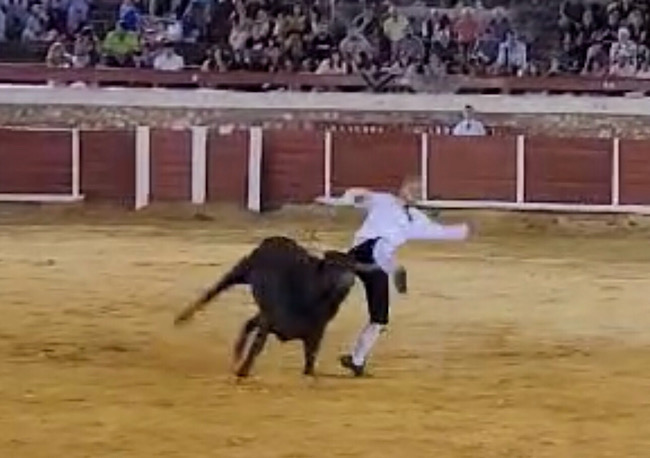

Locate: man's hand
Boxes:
[393,266,408,294]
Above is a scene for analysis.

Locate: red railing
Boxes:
[1,64,650,95]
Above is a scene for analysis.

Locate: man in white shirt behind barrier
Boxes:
[315,177,470,376]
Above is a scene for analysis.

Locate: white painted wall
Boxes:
[0,86,648,116]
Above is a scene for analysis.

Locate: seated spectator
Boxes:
[394,29,425,64]
[201,45,229,72]
[181,0,209,42]
[453,105,486,136]
[310,23,335,63]
[626,8,647,44]
[72,26,98,68]
[473,26,499,68]
[340,29,373,63]
[153,41,184,71]
[581,42,609,75]
[557,32,584,74]
[383,5,409,59]
[45,39,71,68]
[559,0,585,37]
[487,6,512,43]
[637,56,650,78]
[67,0,89,36]
[21,4,48,42]
[119,0,141,32]
[453,7,479,64]
[315,51,346,74]
[0,3,6,42]
[430,22,459,73]
[494,31,527,76]
[102,21,140,67]
[609,26,637,76]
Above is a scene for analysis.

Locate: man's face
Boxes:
[463,107,474,120]
[399,179,422,203]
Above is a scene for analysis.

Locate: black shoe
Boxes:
[339,354,365,377]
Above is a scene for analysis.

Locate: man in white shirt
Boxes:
[153,42,184,71]
[315,177,470,376]
[452,104,487,136]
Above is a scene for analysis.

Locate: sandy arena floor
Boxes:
[0,206,649,458]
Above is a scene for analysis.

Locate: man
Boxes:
[453,104,486,136]
[315,177,470,376]
[102,20,140,67]
[153,41,184,71]
[494,30,527,76]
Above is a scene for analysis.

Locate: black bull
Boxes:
[174,236,375,377]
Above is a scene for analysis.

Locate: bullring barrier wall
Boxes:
[1,125,650,214]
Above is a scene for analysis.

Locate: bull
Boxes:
[174,236,374,378]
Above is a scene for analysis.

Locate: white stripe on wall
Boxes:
[191,126,207,204]
[135,125,151,210]
[247,126,263,212]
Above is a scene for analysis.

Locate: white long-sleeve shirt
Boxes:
[318,189,469,274]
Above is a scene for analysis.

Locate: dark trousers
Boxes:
[347,238,390,325]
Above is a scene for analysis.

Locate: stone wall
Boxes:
[1,87,650,138]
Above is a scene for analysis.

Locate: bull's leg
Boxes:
[235,321,269,378]
[302,326,326,376]
[233,315,261,362]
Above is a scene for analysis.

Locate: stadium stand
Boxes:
[0,0,648,90]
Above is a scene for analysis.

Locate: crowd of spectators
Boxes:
[4,0,650,83]
[556,0,650,78]
[2,0,530,83]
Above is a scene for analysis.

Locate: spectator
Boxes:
[339,29,373,63]
[454,7,480,63]
[581,42,609,75]
[0,3,6,42]
[382,5,409,58]
[201,45,229,72]
[118,0,141,32]
[315,51,346,74]
[310,23,335,63]
[473,25,499,68]
[181,0,209,42]
[452,105,486,136]
[637,52,650,78]
[609,26,637,76]
[495,31,527,75]
[430,21,459,73]
[72,26,99,68]
[21,4,48,42]
[487,6,512,42]
[45,39,71,67]
[67,0,89,36]
[102,21,140,67]
[559,0,585,37]
[153,41,184,70]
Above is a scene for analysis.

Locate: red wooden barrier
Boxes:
[0,128,71,194]
[525,137,612,205]
[619,139,650,205]
[80,129,135,206]
[330,131,420,195]
[2,125,650,214]
[428,135,516,201]
[150,128,192,202]
[206,128,248,205]
[262,128,324,209]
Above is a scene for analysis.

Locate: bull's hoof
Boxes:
[303,368,316,377]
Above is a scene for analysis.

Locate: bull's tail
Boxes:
[174,255,251,326]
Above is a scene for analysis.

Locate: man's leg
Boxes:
[341,269,389,376]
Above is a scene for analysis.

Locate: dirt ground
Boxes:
[1,205,649,458]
